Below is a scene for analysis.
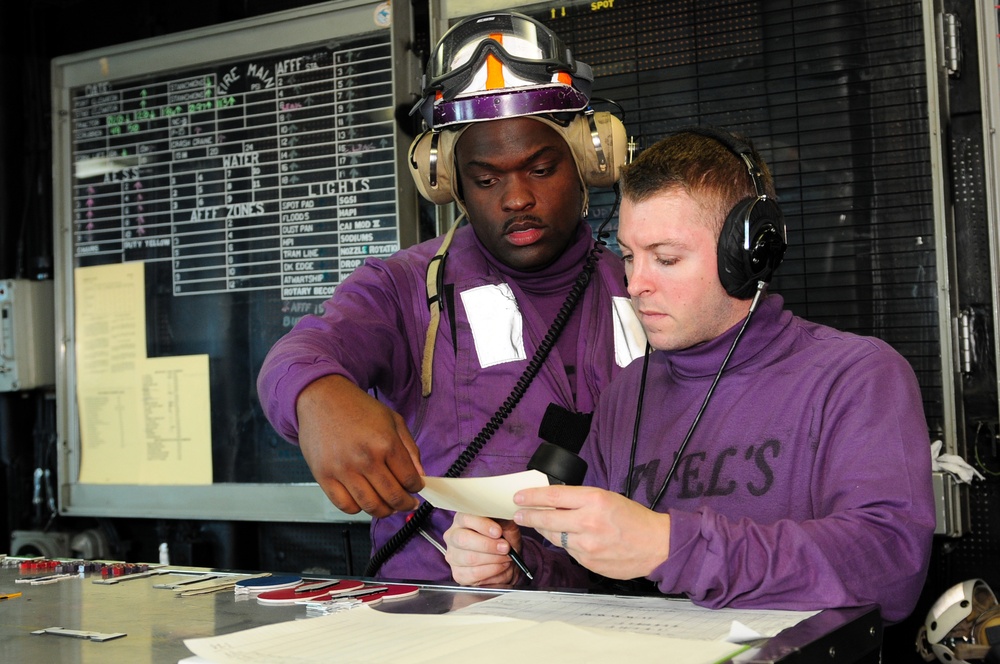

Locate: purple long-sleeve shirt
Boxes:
[257,221,644,582]
[523,295,935,622]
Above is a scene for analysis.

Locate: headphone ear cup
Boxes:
[408,113,626,206]
[408,129,463,205]
[548,112,625,189]
[717,197,786,299]
[575,111,626,188]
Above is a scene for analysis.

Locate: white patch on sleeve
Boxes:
[612,296,646,367]
[460,284,526,368]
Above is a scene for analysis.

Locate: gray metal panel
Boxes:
[59,482,369,522]
[922,0,962,461]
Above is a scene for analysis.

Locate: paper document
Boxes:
[418,470,550,519]
[453,591,818,641]
[183,604,744,664]
[75,263,213,485]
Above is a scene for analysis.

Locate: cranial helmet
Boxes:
[917,579,1000,663]
[408,12,628,398]
[407,12,626,209]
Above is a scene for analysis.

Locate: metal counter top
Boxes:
[0,562,880,663]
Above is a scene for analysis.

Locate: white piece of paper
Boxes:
[418,469,550,519]
[454,592,818,642]
[183,604,744,664]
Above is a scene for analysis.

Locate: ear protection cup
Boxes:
[408,112,626,208]
[717,194,786,299]
[564,111,626,189]
[677,126,786,299]
[408,127,465,205]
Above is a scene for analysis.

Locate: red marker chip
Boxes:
[256,579,366,605]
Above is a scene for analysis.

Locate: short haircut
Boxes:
[619,130,776,235]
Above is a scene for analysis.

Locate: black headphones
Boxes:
[677,127,787,299]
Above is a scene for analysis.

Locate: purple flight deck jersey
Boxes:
[528,295,934,622]
[257,221,644,583]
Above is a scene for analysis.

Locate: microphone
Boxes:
[537,402,592,456]
[527,442,587,486]
[531,402,590,485]
[506,404,591,580]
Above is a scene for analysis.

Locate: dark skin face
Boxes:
[455,117,585,271]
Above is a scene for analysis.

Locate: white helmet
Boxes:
[411,11,594,130]
[917,579,1000,663]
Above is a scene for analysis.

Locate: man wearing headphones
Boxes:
[257,12,643,583]
[444,130,936,624]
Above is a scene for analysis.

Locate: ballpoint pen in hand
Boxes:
[506,546,533,581]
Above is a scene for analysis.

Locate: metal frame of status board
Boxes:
[50,0,419,522]
[976,0,1000,438]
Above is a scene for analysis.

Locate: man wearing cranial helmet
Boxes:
[257,11,643,583]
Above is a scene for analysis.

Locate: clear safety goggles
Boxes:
[424,12,586,101]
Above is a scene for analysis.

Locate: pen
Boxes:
[0,592,22,600]
[405,513,531,579]
[507,547,533,581]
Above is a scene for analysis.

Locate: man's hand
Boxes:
[443,513,522,587]
[296,374,424,518]
[512,485,671,580]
